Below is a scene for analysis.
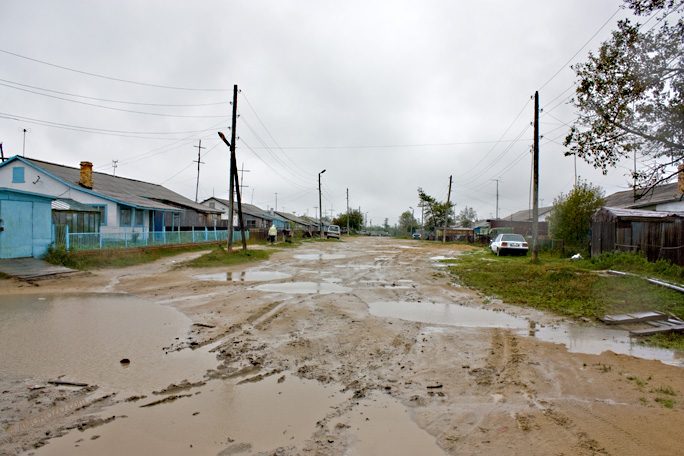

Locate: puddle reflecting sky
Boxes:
[368,301,527,329]
[367,300,683,366]
[294,253,347,260]
[254,281,352,294]
[194,270,291,282]
[0,294,216,393]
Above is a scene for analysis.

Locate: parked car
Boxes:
[412,233,421,240]
[490,233,528,256]
[326,224,340,239]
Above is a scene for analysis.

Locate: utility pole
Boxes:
[532,91,540,261]
[346,188,350,234]
[112,160,118,176]
[442,175,452,243]
[275,193,278,212]
[239,163,250,194]
[227,85,239,251]
[22,128,27,157]
[493,178,501,219]
[193,140,205,202]
[318,169,326,239]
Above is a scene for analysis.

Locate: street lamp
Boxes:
[409,206,414,236]
[318,169,326,239]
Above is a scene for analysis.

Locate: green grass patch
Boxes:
[181,245,271,268]
[45,243,224,270]
[655,397,676,409]
[446,250,684,323]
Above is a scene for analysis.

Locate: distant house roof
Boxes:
[592,206,684,222]
[8,156,219,213]
[501,206,553,222]
[604,183,683,209]
[204,197,284,221]
[275,211,315,228]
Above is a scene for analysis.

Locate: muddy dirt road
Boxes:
[2,236,684,455]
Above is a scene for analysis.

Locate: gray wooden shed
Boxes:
[590,207,684,265]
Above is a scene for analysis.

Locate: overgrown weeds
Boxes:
[44,243,234,270]
[445,250,684,349]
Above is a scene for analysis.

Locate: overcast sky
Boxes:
[1,1,644,226]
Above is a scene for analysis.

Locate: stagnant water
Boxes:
[194,270,291,282]
[368,301,684,366]
[254,281,352,294]
[0,294,217,393]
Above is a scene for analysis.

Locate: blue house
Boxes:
[0,188,56,258]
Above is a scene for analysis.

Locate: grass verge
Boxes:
[182,245,272,268]
[445,249,684,350]
[44,243,271,270]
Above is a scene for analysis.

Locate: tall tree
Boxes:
[398,210,420,235]
[417,188,454,231]
[564,0,684,194]
[333,209,364,232]
[456,206,477,227]
[547,180,605,251]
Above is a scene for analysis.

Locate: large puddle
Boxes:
[294,253,347,260]
[346,392,444,455]
[255,281,352,294]
[34,373,350,455]
[0,294,217,393]
[369,301,527,329]
[194,270,291,282]
[368,301,684,366]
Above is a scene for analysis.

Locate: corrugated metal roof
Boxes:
[52,199,101,211]
[21,158,220,213]
[501,206,553,222]
[593,206,684,220]
[604,183,683,209]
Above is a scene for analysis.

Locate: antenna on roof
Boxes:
[0,142,4,162]
[112,159,118,176]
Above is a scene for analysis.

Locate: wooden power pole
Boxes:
[220,85,246,251]
[442,175,452,243]
[532,91,540,260]
[193,140,205,203]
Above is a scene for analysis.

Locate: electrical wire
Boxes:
[0,78,229,107]
[0,48,231,92]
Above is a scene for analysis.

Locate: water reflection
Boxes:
[0,294,217,393]
[194,270,291,282]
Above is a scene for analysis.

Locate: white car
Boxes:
[412,233,421,240]
[326,225,340,239]
[490,233,528,256]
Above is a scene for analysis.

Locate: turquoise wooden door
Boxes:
[0,200,34,258]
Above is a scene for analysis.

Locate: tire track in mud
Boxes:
[551,401,652,456]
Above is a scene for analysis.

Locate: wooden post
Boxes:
[442,175,452,243]
[227,85,238,251]
[532,91,540,260]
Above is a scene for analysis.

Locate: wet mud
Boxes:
[2,237,684,455]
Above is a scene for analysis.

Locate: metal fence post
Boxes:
[124,227,128,248]
[66,225,69,250]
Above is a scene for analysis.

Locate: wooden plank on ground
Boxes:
[630,324,684,336]
[600,311,668,325]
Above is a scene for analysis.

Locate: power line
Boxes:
[0,82,230,118]
[538,6,622,90]
[0,78,230,107]
[0,48,231,92]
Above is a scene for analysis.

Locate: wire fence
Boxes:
[55,226,249,251]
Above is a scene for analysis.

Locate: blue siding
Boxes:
[0,190,54,258]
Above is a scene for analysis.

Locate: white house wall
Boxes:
[0,162,146,233]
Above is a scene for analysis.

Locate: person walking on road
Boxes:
[268,223,277,244]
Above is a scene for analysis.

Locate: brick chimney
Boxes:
[679,164,684,195]
[79,161,93,189]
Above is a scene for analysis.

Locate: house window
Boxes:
[134,209,143,226]
[12,167,25,183]
[120,207,132,226]
[90,205,107,226]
